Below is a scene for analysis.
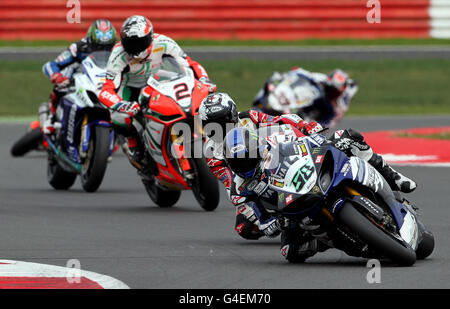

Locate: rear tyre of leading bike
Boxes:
[11,127,43,157]
[142,176,181,208]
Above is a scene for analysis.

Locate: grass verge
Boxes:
[0,58,449,116]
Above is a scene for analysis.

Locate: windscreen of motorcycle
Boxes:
[146,56,194,109]
[81,51,110,88]
[268,140,318,196]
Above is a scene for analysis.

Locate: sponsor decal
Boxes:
[253,182,268,195]
[334,130,344,138]
[247,180,258,191]
[249,110,259,123]
[235,223,244,234]
[340,162,350,176]
[300,143,308,157]
[230,144,245,155]
[281,245,289,257]
[152,46,164,53]
[285,194,294,205]
[271,177,284,188]
[312,134,326,145]
[231,196,246,205]
[315,155,324,164]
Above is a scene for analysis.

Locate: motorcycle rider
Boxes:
[98,15,216,169]
[253,67,358,128]
[41,19,118,134]
[201,93,417,261]
[200,92,334,240]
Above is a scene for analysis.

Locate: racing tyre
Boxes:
[337,202,416,266]
[191,158,220,211]
[81,126,110,193]
[416,229,434,260]
[142,176,181,208]
[47,157,77,190]
[11,127,43,157]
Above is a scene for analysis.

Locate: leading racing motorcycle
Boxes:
[44,51,114,192]
[131,56,219,211]
[246,127,434,265]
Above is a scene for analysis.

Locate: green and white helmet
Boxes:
[86,19,118,51]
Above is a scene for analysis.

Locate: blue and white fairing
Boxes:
[55,51,114,165]
[252,134,419,250]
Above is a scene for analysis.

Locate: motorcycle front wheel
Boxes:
[191,158,220,211]
[337,202,416,266]
[80,126,110,193]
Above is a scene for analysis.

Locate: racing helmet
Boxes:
[223,127,263,178]
[325,69,349,101]
[120,15,154,58]
[86,19,118,51]
[199,93,239,142]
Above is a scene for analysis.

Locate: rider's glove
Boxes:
[115,101,141,117]
[41,118,61,135]
[301,121,324,135]
[259,217,282,238]
[50,72,70,88]
[199,77,216,93]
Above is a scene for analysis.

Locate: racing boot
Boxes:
[126,135,159,176]
[127,136,146,170]
[280,227,326,263]
[368,153,417,193]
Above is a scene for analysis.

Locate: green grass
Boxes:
[1,38,450,48]
[0,58,449,116]
[395,132,450,140]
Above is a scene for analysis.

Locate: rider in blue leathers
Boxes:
[41,19,118,134]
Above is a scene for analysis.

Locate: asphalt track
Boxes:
[0,115,449,289]
[1,46,450,60]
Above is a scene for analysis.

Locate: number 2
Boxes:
[173,83,190,100]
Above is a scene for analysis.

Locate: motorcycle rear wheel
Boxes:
[337,202,416,266]
[142,176,181,208]
[47,156,77,190]
[11,127,43,157]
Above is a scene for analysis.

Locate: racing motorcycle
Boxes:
[131,55,219,211]
[252,71,358,129]
[249,127,434,265]
[44,51,114,192]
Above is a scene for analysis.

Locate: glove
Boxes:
[41,117,61,135]
[259,217,281,238]
[199,77,216,93]
[302,121,324,135]
[115,101,141,117]
[50,72,70,88]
